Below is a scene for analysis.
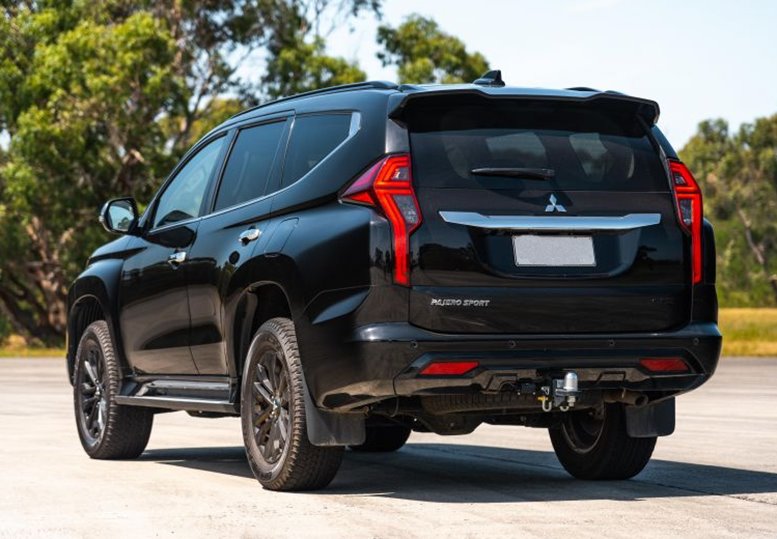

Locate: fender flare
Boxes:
[66,260,125,382]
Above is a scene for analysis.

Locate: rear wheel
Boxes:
[549,403,656,480]
[73,321,153,459]
[349,424,411,453]
[241,318,343,491]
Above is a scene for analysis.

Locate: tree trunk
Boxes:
[0,215,70,346]
[736,208,777,304]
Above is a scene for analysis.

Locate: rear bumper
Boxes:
[313,322,722,410]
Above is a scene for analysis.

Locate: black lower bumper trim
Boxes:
[316,322,721,410]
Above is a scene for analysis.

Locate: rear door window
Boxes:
[407,99,667,192]
[213,120,287,212]
[281,113,353,188]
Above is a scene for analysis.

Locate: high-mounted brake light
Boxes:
[341,154,422,286]
[669,160,703,285]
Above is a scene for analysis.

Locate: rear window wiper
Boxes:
[471,167,555,180]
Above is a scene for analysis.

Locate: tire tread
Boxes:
[242,317,343,491]
[74,321,153,460]
[549,404,655,480]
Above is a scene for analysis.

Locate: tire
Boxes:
[73,320,153,459]
[349,424,411,453]
[549,403,656,480]
[241,317,343,491]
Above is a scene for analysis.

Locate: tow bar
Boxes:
[538,372,580,412]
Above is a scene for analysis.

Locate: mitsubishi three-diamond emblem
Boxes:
[545,194,566,213]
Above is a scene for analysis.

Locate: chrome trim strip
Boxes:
[439,211,662,231]
[115,395,236,413]
[348,111,361,136]
[144,380,230,392]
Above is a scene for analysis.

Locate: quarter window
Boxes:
[214,120,287,212]
[281,114,353,188]
[153,136,225,228]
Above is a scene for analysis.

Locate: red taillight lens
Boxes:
[419,360,480,376]
[341,154,422,286]
[669,160,703,285]
[639,357,689,373]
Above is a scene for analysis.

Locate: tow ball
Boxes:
[538,372,580,412]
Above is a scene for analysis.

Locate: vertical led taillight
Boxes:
[340,154,422,286]
[669,160,703,284]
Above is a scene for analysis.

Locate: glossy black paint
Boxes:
[67,82,721,423]
[119,222,199,374]
[408,189,689,334]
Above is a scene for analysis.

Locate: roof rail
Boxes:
[566,86,600,92]
[229,80,399,121]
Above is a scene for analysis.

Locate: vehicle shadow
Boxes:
[141,442,777,503]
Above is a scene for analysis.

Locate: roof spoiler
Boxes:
[388,87,660,126]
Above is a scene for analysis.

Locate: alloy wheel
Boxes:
[251,350,291,464]
[77,340,109,445]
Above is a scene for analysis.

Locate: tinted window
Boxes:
[281,114,352,187]
[153,136,225,228]
[214,120,286,212]
[407,99,667,192]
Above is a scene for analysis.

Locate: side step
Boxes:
[114,395,238,414]
[115,378,239,415]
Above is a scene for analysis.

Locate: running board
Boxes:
[116,377,238,414]
[115,395,237,414]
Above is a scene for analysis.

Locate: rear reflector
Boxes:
[639,357,689,373]
[419,361,479,376]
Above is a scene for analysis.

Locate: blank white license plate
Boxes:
[513,235,596,267]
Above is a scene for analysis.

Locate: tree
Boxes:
[376,14,489,84]
[263,36,365,99]
[0,1,380,345]
[681,115,777,306]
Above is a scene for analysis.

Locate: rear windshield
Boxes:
[406,98,668,192]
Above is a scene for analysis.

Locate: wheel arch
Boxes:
[67,264,125,384]
[232,281,293,380]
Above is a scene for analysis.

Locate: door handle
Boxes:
[238,228,261,245]
[167,251,187,266]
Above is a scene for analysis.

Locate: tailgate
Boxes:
[402,95,690,334]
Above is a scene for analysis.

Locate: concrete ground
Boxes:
[1,358,775,538]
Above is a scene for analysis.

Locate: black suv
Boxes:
[67,73,721,491]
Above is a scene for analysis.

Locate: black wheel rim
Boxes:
[77,340,108,445]
[562,408,605,454]
[251,350,291,465]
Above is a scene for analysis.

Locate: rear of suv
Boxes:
[67,73,721,491]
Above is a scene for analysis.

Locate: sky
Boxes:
[323,0,777,148]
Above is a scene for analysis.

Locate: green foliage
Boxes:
[0,3,499,344]
[376,14,489,84]
[263,37,365,99]
[0,1,382,344]
[681,115,777,306]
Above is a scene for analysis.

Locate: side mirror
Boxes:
[100,198,138,234]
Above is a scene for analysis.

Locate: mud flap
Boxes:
[625,397,676,438]
[301,370,365,446]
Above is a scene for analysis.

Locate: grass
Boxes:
[718,308,777,357]
[0,347,65,358]
[0,335,65,358]
[1,308,775,358]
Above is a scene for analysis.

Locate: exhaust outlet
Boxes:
[605,389,648,407]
